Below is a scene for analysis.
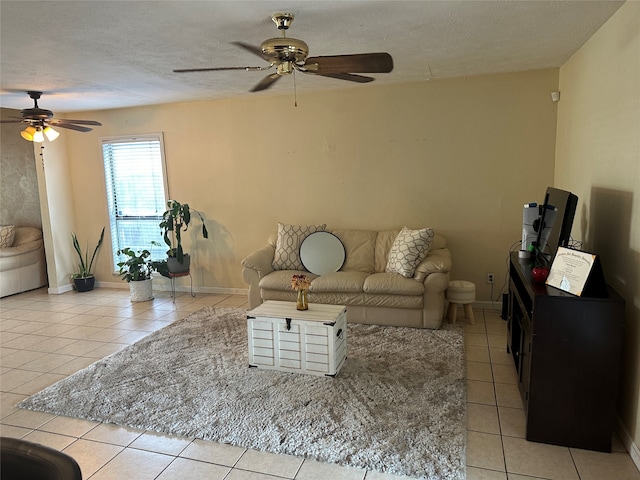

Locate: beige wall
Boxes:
[62,69,559,299]
[555,0,640,459]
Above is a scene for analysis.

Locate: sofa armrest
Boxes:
[241,244,276,309]
[414,248,452,282]
[241,244,276,277]
[0,239,44,257]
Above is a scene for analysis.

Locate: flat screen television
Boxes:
[535,187,578,264]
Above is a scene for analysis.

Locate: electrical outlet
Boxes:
[486,273,495,284]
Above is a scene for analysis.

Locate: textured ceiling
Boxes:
[0,1,624,113]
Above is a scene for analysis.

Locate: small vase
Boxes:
[296,289,309,311]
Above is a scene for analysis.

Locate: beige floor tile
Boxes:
[1,349,47,368]
[502,436,579,480]
[464,322,487,335]
[63,439,123,478]
[465,466,507,479]
[466,345,491,363]
[11,371,67,395]
[467,361,494,382]
[497,406,525,438]
[179,438,245,466]
[467,380,496,405]
[295,458,366,480]
[465,333,488,348]
[40,415,99,437]
[22,429,77,451]
[487,334,507,350]
[19,352,78,373]
[54,339,108,356]
[488,342,509,360]
[129,430,192,455]
[50,356,97,375]
[466,431,505,471]
[235,448,304,478]
[0,424,32,438]
[2,408,57,429]
[89,447,174,480]
[491,363,517,385]
[0,391,25,417]
[507,474,552,480]
[571,448,640,480]
[0,369,43,391]
[82,422,144,446]
[467,403,500,434]
[156,457,230,479]
[225,469,288,480]
[494,383,522,408]
[486,322,507,335]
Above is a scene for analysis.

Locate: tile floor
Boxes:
[1,287,639,480]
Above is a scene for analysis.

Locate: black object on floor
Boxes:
[1,437,82,480]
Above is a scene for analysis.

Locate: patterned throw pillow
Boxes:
[385,226,435,278]
[0,225,16,248]
[272,223,327,271]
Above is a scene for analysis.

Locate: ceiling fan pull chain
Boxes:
[293,68,298,107]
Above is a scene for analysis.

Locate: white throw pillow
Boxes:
[0,225,16,247]
[272,223,327,271]
[385,227,435,278]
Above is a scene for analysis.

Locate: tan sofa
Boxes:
[0,227,47,297]
[241,228,451,329]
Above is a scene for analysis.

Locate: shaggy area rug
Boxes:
[19,306,466,479]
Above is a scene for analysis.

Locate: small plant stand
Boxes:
[168,270,194,303]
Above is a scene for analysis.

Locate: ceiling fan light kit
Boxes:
[1,90,102,142]
[173,12,394,93]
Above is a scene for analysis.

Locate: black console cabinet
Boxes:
[507,252,624,452]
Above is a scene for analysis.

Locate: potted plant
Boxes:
[71,227,105,292]
[117,247,154,302]
[159,199,209,273]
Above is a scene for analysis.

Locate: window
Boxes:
[101,134,169,269]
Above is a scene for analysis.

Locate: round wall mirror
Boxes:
[300,232,346,275]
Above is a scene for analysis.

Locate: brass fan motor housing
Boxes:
[260,37,309,64]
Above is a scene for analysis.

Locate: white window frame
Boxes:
[100,133,170,272]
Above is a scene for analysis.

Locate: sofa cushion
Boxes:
[385,227,435,277]
[364,272,425,296]
[14,227,43,245]
[373,230,399,272]
[259,269,319,291]
[310,271,369,293]
[331,229,376,273]
[0,225,16,248]
[272,223,326,271]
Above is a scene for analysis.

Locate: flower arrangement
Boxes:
[291,274,311,291]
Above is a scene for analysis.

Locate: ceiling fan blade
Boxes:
[50,119,102,126]
[250,73,281,92]
[232,41,270,60]
[318,73,375,83]
[51,123,93,133]
[305,53,393,74]
[173,66,263,73]
[0,119,25,123]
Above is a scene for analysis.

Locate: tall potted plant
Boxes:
[117,247,154,302]
[71,227,105,292]
[159,199,208,273]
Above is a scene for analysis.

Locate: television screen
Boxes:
[536,187,578,262]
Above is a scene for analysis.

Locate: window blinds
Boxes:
[102,135,168,267]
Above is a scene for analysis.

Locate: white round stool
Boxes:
[446,280,476,324]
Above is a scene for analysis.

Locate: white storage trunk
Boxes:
[247,301,347,377]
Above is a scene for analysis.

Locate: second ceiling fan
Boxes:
[173,13,393,92]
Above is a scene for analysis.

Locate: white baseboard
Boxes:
[617,417,640,469]
[48,284,74,295]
